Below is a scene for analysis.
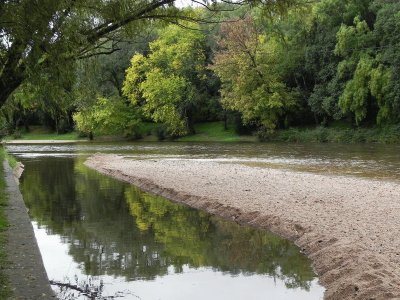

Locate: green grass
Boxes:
[265,125,400,144]
[5,132,82,141]
[176,122,256,142]
[2,126,84,141]
[0,148,11,298]
[4,152,17,169]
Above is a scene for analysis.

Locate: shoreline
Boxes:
[3,161,55,299]
[2,140,82,144]
[86,154,400,300]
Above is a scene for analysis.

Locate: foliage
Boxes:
[266,125,400,144]
[212,17,298,130]
[0,0,298,109]
[4,131,82,141]
[334,2,400,125]
[176,121,256,142]
[73,97,141,138]
[4,0,400,141]
[123,21,210,136]
[0,0,181,107]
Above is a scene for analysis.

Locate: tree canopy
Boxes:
[123,21,210,136]
[0,0,298,108]
[3,0,400,140]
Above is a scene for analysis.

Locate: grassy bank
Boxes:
[176,122,256,142]
[4,123,400,144]
[176,122,400,144]
[0,148,11,298]
[3,126,83,141]
[267,125,400,144]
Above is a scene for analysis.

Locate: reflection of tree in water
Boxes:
[20,157,316,291]
[126,186,315,290]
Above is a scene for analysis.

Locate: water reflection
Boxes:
[19,156,323,299]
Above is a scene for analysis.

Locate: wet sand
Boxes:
[86,154,400,300]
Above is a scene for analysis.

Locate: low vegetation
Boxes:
[2,127,82,141]
[267,125,400,144]
[176,122,256,142]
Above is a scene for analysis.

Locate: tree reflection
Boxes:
[20,157,316,290]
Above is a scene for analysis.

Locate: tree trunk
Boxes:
[0,78,23,108]
[223,111,228,130]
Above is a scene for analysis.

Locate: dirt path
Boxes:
[86,154,400,300]
[3,161,55,299]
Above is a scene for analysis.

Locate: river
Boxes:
[10,141,399,299]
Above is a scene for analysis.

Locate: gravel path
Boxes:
[86,154,400,300]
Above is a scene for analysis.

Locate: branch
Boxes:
[189,0,241,12]
[77,47,122,59]
[85,0,175,43]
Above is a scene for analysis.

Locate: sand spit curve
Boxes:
[85,154,400,300]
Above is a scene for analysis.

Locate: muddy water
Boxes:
[5,143,336,299]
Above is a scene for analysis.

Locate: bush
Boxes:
[153,125,168,141]
[267,125,400,144]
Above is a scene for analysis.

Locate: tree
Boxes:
[212,16,298,131]
[0,0,186,107]
[335,2,400,126]
[73,96,141,139]
[303,0,375,124]
[0,0,299,109]
[123,21,209,136]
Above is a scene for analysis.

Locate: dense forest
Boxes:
[2,0,400,141]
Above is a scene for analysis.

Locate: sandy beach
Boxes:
[85,154,400,300]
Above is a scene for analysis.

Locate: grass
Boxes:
[3,126,84,141]
[266,125,400,144]
[4,123,400,144]
[176,122,256,142]
[0,147,11,298]
[4,153,16,169]
[16,132,81,140]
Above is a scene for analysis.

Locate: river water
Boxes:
[11,141,399,299]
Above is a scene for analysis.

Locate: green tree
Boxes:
[212,16,298,131]
[304,0,372,124]
[335,8,400,125]
[0,0,297,109]
[0,0,185,107]
[123,21,209,136]
[73,96,140,139]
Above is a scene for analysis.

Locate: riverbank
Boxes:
[3,140,81,145]
[4,122,400,144]
[2,159,55,299]
[265,125,400,144]
[0,150,11,298]
[86,154,400,300]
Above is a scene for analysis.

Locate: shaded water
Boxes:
[7,143,332,299]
